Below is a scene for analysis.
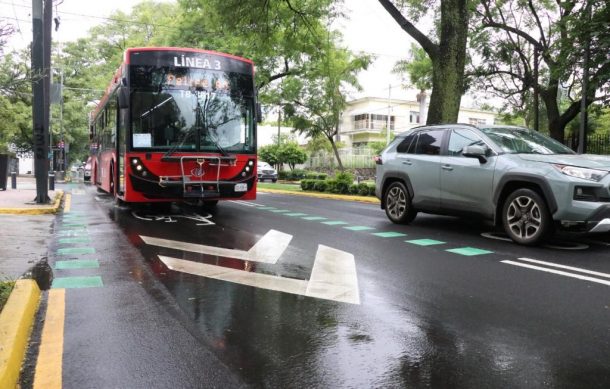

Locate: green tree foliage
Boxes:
[258,144,280,168]
[0,49,34,152]
[392,43,433,91]
[472,0,610,141]
[378,0,471,124]
[286,44,371,170]
[277,142,307,170]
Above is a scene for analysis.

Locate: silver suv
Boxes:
[375,124,610,245]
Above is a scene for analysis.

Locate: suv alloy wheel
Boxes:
[502,188,552,245]
[384,181,417,224]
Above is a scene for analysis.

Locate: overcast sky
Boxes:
[1,0,430,102]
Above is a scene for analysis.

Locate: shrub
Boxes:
[334,171,354,184]
[278,171,288,180]
[290,169,307,180]
[301,179,320,191]
[314,180,328,192]
[305,172,327,180]
[368,184,376,196]
[349,184,360,195]
[357,183,370,196]
[334,181,350,194]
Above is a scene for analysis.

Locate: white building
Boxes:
[339,96,497,148]
[256,124,309,148]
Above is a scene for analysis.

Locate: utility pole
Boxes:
[578,1,592,154]
[533,47,539,132]
[31,0,50,203]
[386,84,391,145]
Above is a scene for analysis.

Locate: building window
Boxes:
[469,118,487,125]
[410,111,420,124]
[353,113,394,130]
[354,114,369,130]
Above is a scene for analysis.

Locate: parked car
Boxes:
[83,157,92,181]
[375,124,610,245]
[257,161,277,182]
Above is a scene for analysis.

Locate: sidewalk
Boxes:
[0,175,62,280]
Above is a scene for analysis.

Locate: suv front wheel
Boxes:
[384,181,417,224]
[502,188,551,245]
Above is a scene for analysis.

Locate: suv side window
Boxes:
[396,133,418,154]
[414,130,443,155]
[448,129,487,156]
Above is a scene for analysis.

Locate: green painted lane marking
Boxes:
[285,213,308,217]
[58,237,91,244]
[52,276,103,289]
[57,230,88,237]
[257,207,277,210]
[406,239,446,246]
[302,216,327,221]
[372,232,407,238]
[344,226,375,231]
[269,209,291,213]
[446,247,494,256]
[57,247,96,256]
[322,221,349,225]
[54,260,99,270]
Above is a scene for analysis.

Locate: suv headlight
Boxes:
[554,164,609,182]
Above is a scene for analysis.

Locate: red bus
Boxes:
[89,47,260,205]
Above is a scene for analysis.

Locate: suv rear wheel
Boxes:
[384,181,417,224]
[502,188,551,245]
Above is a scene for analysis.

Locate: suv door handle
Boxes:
[402,160,412,165]
[441,165,453,171]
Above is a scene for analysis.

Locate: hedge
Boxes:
[300,179,376,196]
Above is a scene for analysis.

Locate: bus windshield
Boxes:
[130,65,255,154]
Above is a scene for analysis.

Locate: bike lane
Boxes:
[25,183,244,389]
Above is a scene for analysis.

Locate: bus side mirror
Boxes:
[256,102,263,124]
[118,86,129,109]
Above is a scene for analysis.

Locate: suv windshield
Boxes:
[480,127,574,155]
[130,65,255,154]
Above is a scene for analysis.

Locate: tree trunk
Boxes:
[427,0,469,124]
[328,135,344,171]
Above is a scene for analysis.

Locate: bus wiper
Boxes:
[163,126,195,158]
[204,127,229,157]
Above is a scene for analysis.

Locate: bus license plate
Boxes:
[235,183,247,192]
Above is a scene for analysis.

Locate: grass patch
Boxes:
[0,281,16,312]
[257,182,302,192]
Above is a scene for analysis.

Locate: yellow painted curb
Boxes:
[0,279,41,388]
[257,188,380,204]
[0,190,64,215]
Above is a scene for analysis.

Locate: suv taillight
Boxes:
[374,155,383,165]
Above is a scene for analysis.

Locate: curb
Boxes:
[0,190,64,215]
[0,280,41,388]
[258,188,380,204]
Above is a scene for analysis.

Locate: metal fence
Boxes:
[307,134,610,169]
[308,148,376,169]
[564,133,610,155]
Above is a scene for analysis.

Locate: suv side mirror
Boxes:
[463,144,488,163]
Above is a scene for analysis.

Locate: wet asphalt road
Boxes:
[53,183,610,388]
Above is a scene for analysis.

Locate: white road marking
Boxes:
[230,200,261,207]
[516,257,610,279]
[306,245,360,305]
[502,260,610,286]
[140,230,292,264]
[160,255,308,294]
[71,189,85,195]
[158,244,360,304]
